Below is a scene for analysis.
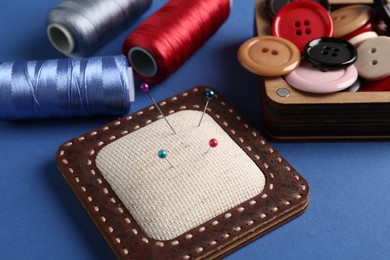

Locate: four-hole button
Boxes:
[304,37,357,68]
[272,0,333,52]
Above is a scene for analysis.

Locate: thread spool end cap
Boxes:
[47,23,75,55]
[128,47,158,78]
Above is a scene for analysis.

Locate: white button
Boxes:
[348,31,378,47]
[355,36,390,80]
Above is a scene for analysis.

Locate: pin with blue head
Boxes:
[205,138,218,155]
[198,89,215,127]
[158,149,173,168]
[140,83,176,134]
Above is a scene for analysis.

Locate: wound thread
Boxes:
[122,0,231,83]
[0,55,134,120]
[47,0,152,57]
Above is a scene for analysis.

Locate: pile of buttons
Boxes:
[237,0,390,93]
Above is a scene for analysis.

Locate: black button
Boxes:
[304,37,357,68]
[374,0,390,27]
[265,0,330,19]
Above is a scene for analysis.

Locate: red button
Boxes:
[272,0,333,53]
[361,76,390,91]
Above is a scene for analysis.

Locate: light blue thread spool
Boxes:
[0,55,134,120]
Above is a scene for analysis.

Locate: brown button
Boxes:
[237,36,300,77]
[331,5,373,38]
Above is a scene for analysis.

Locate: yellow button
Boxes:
[331,5,373,38]
[237,36,300,77]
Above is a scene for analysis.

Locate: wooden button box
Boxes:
[255,0,390,140]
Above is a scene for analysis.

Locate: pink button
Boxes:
[284,60,358,93]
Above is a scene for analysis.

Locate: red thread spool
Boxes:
[122,0,231,84]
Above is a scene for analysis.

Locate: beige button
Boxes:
[237,36,300,77]
[331,5,373,38]
[348,31,378,47]
[355,36,390,80]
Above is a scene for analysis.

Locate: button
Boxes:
[284,60,358,93]
[272,0,333,52]
[361,76,390,91]
[343,78,361,92]
[348,31,378,47]
[304,37,357,68]
[355,36,390,80]
[266,0,290,19]
[237,36,301,77]
[373,0,390,27]
[265,0,330,20]
[341,17,378,41]
[331,5,373,38]
[376,20,388,36]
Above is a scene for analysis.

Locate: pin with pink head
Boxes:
[140,83,176,134]
[205,138,218,155]
[140,82,150,92]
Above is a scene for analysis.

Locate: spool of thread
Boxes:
[122,0,232,83]
[0,55,134,120]
[47,0,152,57]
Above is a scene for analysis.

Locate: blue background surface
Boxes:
[1,0,390,259]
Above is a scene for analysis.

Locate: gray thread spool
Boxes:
[47,0,152,57]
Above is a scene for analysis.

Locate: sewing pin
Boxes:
[198,90,215,127]
[205,138,218,155]
[158,149,173,168]
[140,83,176,134]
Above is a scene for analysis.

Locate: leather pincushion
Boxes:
[57,87,309,259]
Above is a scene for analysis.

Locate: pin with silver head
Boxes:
[140,83,176,134]
[198,89,215,127]
[158,149,173,168]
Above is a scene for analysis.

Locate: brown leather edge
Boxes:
[56,86,309,259]
[208,198,309,259]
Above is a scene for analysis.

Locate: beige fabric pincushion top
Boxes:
[96,110,265,240]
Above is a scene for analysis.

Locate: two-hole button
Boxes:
[237,35,300,77]
[355,36,390,80]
